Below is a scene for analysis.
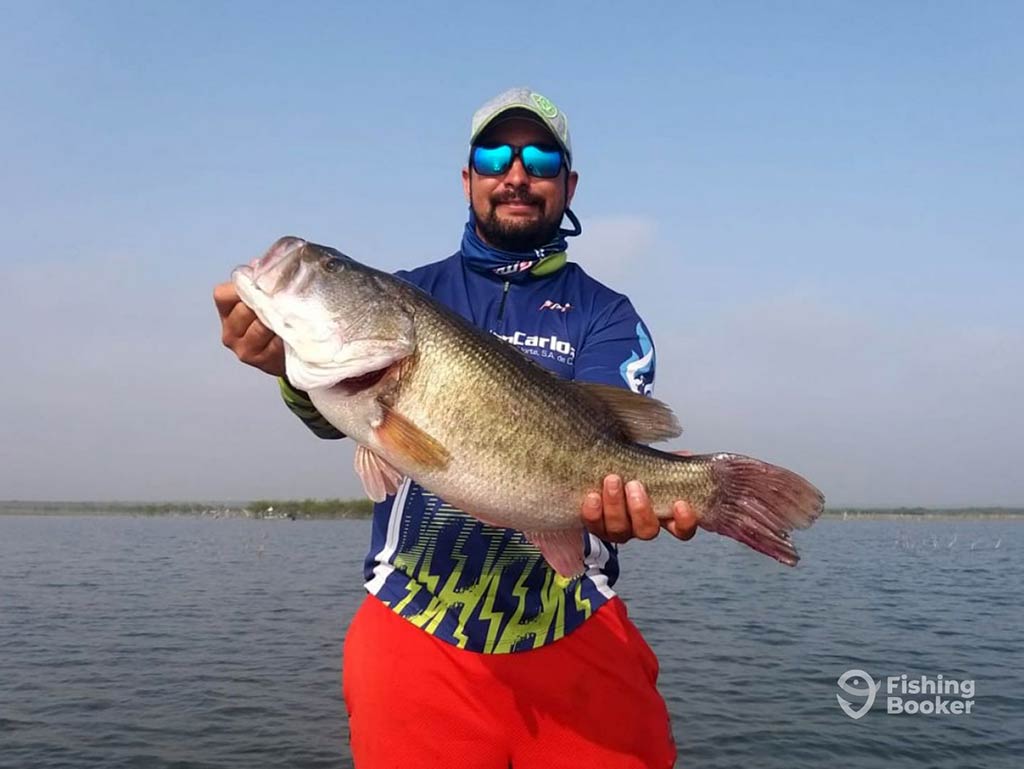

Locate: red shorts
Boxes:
[342,594,676,768]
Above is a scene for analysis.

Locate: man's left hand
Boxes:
[581,458,699,544]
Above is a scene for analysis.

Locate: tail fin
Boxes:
[701,453,824,566]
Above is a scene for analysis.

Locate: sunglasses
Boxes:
[470,143,565,179]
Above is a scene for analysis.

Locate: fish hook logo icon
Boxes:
[837,669,880,720]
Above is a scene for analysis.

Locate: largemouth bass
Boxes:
[232,237,824,575]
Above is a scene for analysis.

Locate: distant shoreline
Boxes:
[1,501,1022,521]
[0,499,374,520]
[821,511,1023,520]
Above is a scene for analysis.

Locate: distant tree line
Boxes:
[823,507,1024,517]
[0,499,374,518]
[0,501,219,516]
[249,498,374,519]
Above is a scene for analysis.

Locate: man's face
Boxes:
[462,117,579,251]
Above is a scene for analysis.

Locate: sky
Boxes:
[1,1,1021,506]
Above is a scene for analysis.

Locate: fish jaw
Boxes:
[283,338,412,391]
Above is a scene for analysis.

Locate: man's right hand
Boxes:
[213,282,286,377]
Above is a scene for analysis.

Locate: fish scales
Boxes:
[378,295,712,531]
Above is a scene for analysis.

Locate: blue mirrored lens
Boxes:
[521,145,563,178]
[472,144,564,178]
[472,145,513,175]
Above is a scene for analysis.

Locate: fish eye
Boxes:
[321,256,345,273]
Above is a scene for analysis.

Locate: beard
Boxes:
[475,187,562,252]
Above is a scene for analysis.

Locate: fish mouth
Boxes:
[231,237,307,307]
[251,236,309,297]
[255,236,306,271]
[232,236,417,390]
[333,361,399,395]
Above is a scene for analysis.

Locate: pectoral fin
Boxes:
[525,529,586,578]
[354,445,404,502]
[574,382,682,443]
[373,402,451,470]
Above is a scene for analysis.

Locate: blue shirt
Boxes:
[283,249,657,653]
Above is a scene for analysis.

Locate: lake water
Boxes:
[1,516,1020,768]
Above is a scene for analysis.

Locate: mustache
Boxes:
[492,188,544,206]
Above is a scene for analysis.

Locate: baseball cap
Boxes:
[470,87,573,167]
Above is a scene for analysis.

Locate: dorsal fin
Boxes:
[574,382,682,443]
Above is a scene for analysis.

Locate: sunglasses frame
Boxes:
[469,143,566,179]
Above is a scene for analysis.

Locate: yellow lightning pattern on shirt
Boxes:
[382,496,602,653]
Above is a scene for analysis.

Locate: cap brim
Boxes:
[471,107,571,162]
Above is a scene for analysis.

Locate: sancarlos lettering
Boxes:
[492,330,576,358]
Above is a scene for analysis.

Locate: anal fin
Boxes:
[526,529,586,578]
[354,445,404,502]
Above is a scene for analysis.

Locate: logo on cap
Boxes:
[530,93,558,119]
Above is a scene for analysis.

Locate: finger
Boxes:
[624,480,660,541]
[602,475,631,543]
[674,449,694,457]
[581,492,606,538]
[662,500,699,541]
[222,301,260,344]
[248,337,287,377]
[240,316,277,352]
[213,282,241,318]
[264,337,287,375]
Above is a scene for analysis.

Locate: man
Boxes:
[214,87,697,768]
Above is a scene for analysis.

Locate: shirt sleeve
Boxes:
[573,296,657,396]
[279,378,346,440]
